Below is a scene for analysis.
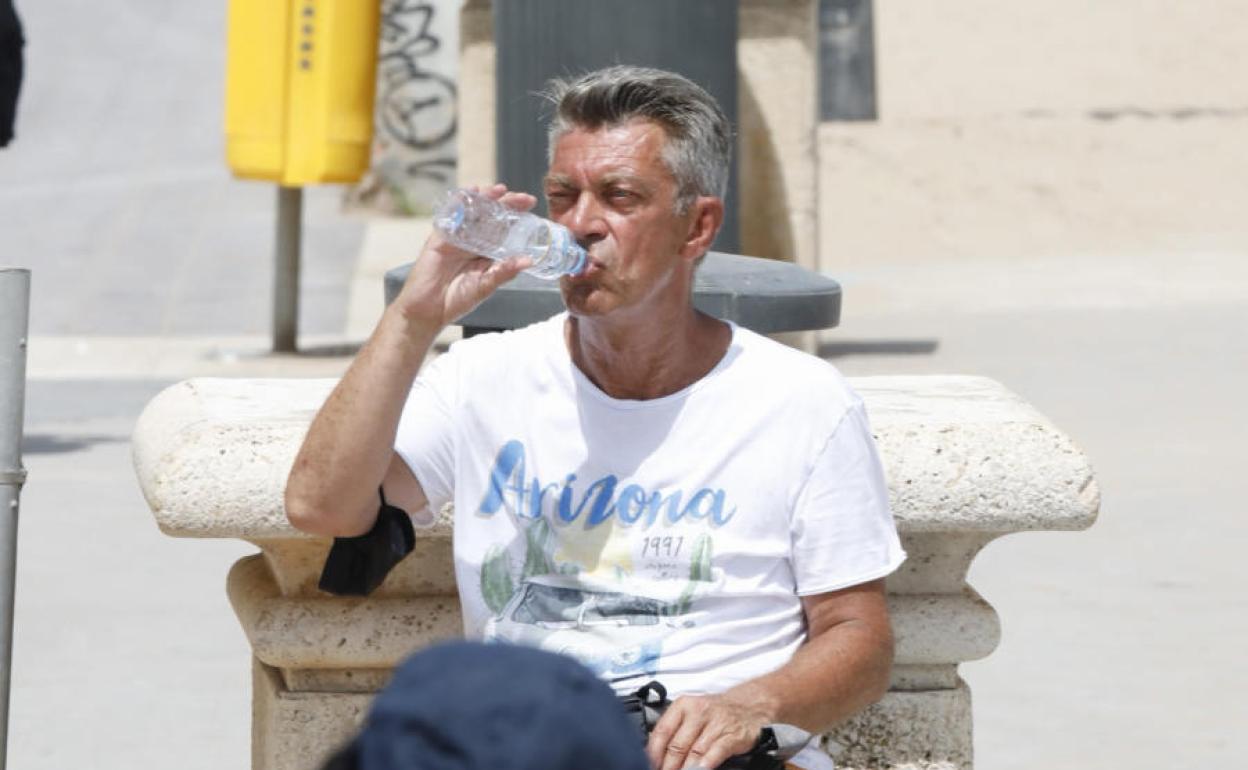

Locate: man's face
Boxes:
[543,120,698,319]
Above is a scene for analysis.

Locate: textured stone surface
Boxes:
[889,533,995,594]
[283,669,392,695]
[857,376,1100,533]
[229,555,463,673]
[132,379,335,539]
[889,664,958,691]
[133,375,1099,539]
[257,537,458,599]
[824,683,973,769]
[252,660,371,770]
[889,590,999,667]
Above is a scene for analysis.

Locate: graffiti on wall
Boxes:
[349,0,459,214]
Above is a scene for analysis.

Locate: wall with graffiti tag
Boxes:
[348,0,461,215]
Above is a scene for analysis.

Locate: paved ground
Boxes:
[3,2,1246,769]
[3,4,359,767]
[828,287,1248,769]
[4,1,362,338]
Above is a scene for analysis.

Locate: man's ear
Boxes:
[679,196,725,261]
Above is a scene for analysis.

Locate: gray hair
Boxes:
[543,66,731,213]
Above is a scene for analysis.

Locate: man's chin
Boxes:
[559,282,616,318]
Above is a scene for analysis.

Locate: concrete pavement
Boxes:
[2,3,361,767]
[828,295,1248,768]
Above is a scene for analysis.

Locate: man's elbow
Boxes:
[284,485,331,536]
[285,477,373,538]
[864,623,895,705]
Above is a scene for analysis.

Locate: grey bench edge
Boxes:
[383,252,842,334]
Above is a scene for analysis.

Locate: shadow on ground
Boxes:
[22,434,128,455]
[277,342,363,358]
[819,338,941,358]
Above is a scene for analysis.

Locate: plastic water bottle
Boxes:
[432,188,587,279]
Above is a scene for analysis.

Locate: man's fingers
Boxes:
[474,182,537,212]
[482,256,530,289]
[691,739,733,770]
[647,705,685,769]
[660,712,707,770]
[499,190,538,212]
[681,717,737,770]
[465,258,527,306]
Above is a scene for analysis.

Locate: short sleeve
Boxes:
[790,400,906,595]
[394,351,459,511]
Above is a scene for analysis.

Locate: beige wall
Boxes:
[820,1,1248,270]
[877,1,1248,117]
[739,0,819,270]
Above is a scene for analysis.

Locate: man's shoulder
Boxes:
[726,325,856,405]
[715,326,865,440]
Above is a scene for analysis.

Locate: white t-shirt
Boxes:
[396,314,904,769]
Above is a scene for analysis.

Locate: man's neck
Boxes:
[565,307,731,401]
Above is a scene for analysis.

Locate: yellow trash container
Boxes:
[224,0,380,185]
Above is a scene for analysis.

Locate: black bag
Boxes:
[317,489,415,597]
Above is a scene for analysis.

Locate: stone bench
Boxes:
[132,374,1099,770]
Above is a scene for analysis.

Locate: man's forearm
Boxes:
[725,615,893,733]
[285,307,441,536]
[645,592,894,770]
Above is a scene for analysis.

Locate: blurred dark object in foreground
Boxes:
[321,641,649,770]
[0,0,22,147]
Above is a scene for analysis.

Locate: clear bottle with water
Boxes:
[432,188,587,279]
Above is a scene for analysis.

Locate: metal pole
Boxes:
[0,267,30,770]
[274,186,303,353]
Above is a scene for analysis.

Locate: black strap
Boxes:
[317,487,416,597]
[619,680,786,770]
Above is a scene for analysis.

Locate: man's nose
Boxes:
[562,194,607,247]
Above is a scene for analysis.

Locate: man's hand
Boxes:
[641,580,894,770]
[646,692,772,770]
[393,183,536,329]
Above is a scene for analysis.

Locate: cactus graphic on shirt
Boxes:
[669,533,713,616]
[520,517,556,580]
[480,544,515,615]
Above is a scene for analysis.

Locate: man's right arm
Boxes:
[285,308,442,537]
[285,185,536,537]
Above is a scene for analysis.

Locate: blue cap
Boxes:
[327,641,649,770]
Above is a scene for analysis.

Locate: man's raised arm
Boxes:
[284,185,536,537]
